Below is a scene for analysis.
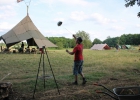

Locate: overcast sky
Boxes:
[0,0,140,41]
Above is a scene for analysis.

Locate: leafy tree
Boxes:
[70,38,78,48]
[75,31,90,40]
[103,36,112,46]
[103,36,119,47]
[133,34,140,45]
[119,34,126,45]
[56,42,63,49]
[75,31,92,48]
[47,37,73,49]
[119,34,140,45]
[92,38,102,45]
[125,0,140,17]
[112,37,120,46]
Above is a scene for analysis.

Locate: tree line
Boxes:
[47,30,140,49]
[93,34,140,47]
[47,31,92,49]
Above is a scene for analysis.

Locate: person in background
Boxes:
[115,44,119,51]
[66,34,87,85]
[21,42,24,53]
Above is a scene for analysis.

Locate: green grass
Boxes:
[0,49,140,97]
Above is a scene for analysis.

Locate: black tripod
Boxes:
[33,46,60,99]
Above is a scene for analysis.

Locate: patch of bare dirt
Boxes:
[7,77,140,100]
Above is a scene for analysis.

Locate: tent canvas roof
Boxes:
[125,45,131,49]
[1,15,57,48]
[90,44,110,50]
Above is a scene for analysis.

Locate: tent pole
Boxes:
[27,6,28,16]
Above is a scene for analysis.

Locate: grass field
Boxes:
[0,48,140,100]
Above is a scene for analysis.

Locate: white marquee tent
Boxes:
[0,15,57,48]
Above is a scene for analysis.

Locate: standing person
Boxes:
[115,44,119,51]
[21,42,24,53]
[66,34,87,85]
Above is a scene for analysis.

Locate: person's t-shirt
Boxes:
[73,44,83,61]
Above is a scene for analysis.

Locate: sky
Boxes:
[0,0,140,42]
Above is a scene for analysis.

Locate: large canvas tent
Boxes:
[90,44,110,50]
[0,15,57,48]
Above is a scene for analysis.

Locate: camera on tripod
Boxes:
[33,46,60,98]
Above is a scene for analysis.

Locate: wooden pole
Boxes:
[27,6,28,16]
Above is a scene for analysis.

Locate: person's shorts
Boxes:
[73,60,83,75]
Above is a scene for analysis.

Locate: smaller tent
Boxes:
[125,45,131,49]
[121,45,131,49]
[90,44,110,50]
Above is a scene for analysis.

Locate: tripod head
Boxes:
[39,46,46,54]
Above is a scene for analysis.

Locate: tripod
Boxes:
[33,46,60,99]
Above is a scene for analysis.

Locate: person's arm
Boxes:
[73,34,76,40]
[66,49,74,55]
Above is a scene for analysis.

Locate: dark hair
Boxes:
[77,37,82,43]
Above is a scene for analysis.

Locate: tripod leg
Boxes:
[44,48,60,95]
[42,51,46,90]
[33,53,42,99]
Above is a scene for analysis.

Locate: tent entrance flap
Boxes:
[27,38,37,47]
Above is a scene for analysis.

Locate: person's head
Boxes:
[76,37,83,44]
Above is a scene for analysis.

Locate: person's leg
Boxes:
[79,73,84,79]
[79,73,87,85]
[73,75,78,85]
[73,61,78,85]
[78,61,87,85]
[80,75,87,85]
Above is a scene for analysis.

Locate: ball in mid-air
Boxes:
[57,21,62,26]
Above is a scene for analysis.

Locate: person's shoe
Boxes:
[72,81,78,85]
[82,79,87,85]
